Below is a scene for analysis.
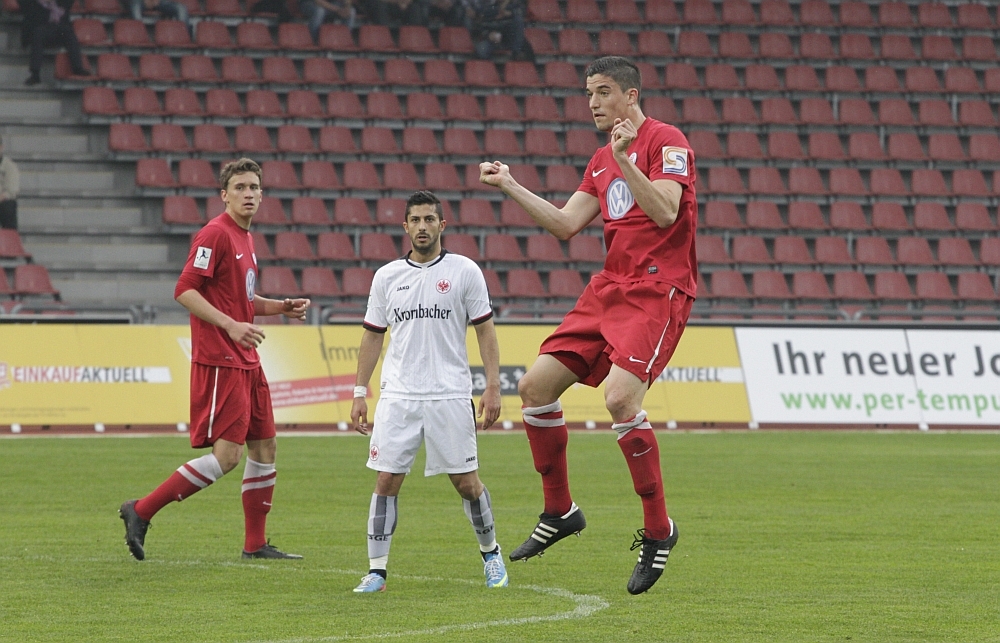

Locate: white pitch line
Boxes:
[1,555,610,642]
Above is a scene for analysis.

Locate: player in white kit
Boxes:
[350,190,507,592]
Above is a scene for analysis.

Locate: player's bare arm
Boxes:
[473,318,502,430]
[253,296,311,320]
[176,288,265,349]
[351,329,385,435]
[610,118,683,228]
[479,161,600,240]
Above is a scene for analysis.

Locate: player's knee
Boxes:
[605,392,637,423]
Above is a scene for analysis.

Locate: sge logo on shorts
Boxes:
[369,445,379,461]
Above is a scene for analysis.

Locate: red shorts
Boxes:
[189,364,276,449]
[539,274,693,387]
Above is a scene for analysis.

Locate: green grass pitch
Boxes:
[1,431,998,643]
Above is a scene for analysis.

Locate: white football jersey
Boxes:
[363,250,493,400]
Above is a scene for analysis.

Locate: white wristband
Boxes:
[353,386,367,398]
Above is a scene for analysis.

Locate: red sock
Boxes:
[615,415,670,540]
[242,459,276,552]
[522,402,572,516]
[134,454,222,521]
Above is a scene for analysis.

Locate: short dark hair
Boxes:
[585,56,642,94]
[219,158,262,191]
[405,190,443,220]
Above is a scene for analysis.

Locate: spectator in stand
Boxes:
[426,0,464,26]
[124,0,191,34]
[300,0,356,43]
[0,134,20,230]
[364,0,427,27]
[250,0,293,23]
[22,0,90,86]
[465,0,532,61]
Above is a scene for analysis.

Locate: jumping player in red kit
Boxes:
[479,56,697,594]
[119,158,310,561]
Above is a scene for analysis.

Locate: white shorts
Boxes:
[367,397,479,476]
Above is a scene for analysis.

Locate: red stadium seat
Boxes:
[707,167,745,194]
[916,273,955,301]
[526,234,567,262]
[815,237,852,265]
[82,87,121,116]
[442,128,481,156]
[425,59,462,87]
[342,267,375,297]
[485,234,525,261]
[746,202,785,230]
[317,232,357,262]
[274,231,316,260]
[464,60,501,88]
[251,197,285,226]
[343,58,380,85]
[856,237,895,266]
[384,59,420,85]
[292,197,330,226]
[792,272,832,300]
[344,161,382,190]
[358,24,396,52]
[710,271,750,298]
[237,22,275,49]
[598,30,634,56]
[969,133,1000,162]
[745,65,780,91]
[563,96,593,124]
[833,272,874,300]
[753,271,792,299]
[568,235,604,263]
[284,91,322,119]
[383,162,421,191]
[324,92,363,119]
[425,163,463,192]
[824,66,860,92]
[441,234,481,260]
[897,237,935,266]
[318,24,356,51]
[257,161,298,190]
[788,202,827,230]
[881,35,917,60]
[262,57,299,84]
[154,19,193,47]
[878,98,914,126]
[808,132,845,161]
[151,123,190,153]
[505,269,545,298]
[676,30,711,57]
[722,97,757,123]
[799,98,834,125]
[97,54,134,81]
[873,273,913,301]
[402,128,440,155]
[800,0,834,25]
[163,196,203,225]
[245,90,283,118]
[251,232,274,260]
[195,21,232,48]
[871,203,908,230]
[952,170,989,198]
[299,161,338,190]
[14,265,59,297]
[963,35,997,62]
[748,167,785,195]
[959,101,997,127]
[732,236,772,264]
[774,237,811,265]
[840,1,875,26]
[945,67,980,93]
[922,35,956,61]
[839,33,874,59]
[918,100,954,126]
[696,235,729,264]
[277,125,315,154]
[914,204,952,233]
[689,131,722,159]
[799,33,833,60]
[760,33,793,58]
[109,123,147,153]
[567,0,601,21]
[360,233,399,261]
[559,29,595,55]
[548,269,585,298]
[204,0,244,16]
[301,267,341,297]
[234,124,273,153]
[138,54,175,82]
[361,127,399,155]
[768,131,803,159]
[259,267,302,297]
[302,58,339,84]
[122,87,162,116]
[937,238,976,266]
[445,94,482,122]
[828,168,867,196]
[396,25,434,53]
[928,134,964,161]
[869,169,908,196]
[956,203,995,231]
[830,202,869,231]
[645,0,678,23]
[717,32,751,58]
[437,26,473,53]
[545,166,581,193]
[957,273,996,300]
[524,95,561,122]
[887,133,925,161]
[221,56,260,83]
[277,23,317,51]
[73,18,107,45]
[177,159,215,188]
[705,63,739,90]
[136,158,176,188]
[180,55,218,83]
[457,200,497,227]
[485,95,521,121]
[525,128,560,157]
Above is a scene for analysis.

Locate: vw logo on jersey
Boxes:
[245,268,256,301]
[606,178,635,220]
[436,279,451,294]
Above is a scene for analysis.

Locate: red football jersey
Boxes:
[577,117,698,296]
[174,213,259,369]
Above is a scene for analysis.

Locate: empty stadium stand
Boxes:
[1,0,997,322]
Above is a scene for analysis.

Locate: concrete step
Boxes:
[26,241,171,267]
[20,205,144,230]
[5,132,91,155]
[0,94,64,119]
[51,275,178,306]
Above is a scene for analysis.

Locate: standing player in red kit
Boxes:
[479,56,697,594]
[119,158,310,561]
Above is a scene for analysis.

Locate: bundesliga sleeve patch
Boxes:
[193,246,212,269]
[661,146,689,176]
